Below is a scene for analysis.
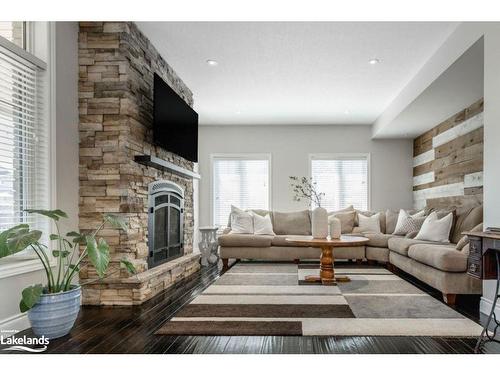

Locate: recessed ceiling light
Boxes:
[369,58,380,65]
[206,59,218,66]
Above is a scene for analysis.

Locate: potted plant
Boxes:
[289,176,328,238]
[0,209,136,339]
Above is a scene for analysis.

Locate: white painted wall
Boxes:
[198,125,413,227]
[482,24,500,316]
[0,22,79,333]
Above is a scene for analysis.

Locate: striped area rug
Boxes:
[156,262,483,336]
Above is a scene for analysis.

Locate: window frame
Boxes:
[308,153,371,211]
[210,153,272,227]
[0,22,56,278]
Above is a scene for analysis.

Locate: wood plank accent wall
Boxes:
[413,98,484,209]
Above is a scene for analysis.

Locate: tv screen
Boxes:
[153,73,198,162]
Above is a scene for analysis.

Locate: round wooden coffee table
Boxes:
[286,235,369,285]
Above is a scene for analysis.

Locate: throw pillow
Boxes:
[355,210,386,233]
[456,222,483,250]
[392,209,426,235]
[328,210,355,234]
[253,213,275,235]
[357,212,381,233]
[415,212,453,243]
[229,205,254,234]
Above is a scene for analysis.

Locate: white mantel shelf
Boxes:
[134,155,201,180]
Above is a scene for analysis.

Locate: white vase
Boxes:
[329,216,342,239]
[311,207,328,238]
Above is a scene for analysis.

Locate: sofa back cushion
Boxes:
[385,209,399,234]
[328,209,356,234]
[451,204,483,244]
[272,210,311,235]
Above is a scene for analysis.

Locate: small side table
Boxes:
[463,231,500,353]
[199,226,219,266]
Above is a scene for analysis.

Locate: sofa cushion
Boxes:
[328,210,355,234]
[456,222,483,250]
[271,235,310,247]
[327,205,354,216]
[218,234,273,247]
[388,237,434,257]
[451,205,483,244]
[408,244,468,272]
[272,210,311,235]
[385,209,399,235]
[362,232,396,248]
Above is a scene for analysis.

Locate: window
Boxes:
[0,32,49,247]
[212,155,270,227]
[0,22,26,50]
[310,154,369,212]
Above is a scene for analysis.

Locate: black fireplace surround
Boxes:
[148,180,184,268]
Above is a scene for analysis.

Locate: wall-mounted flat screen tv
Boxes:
[153,73,198,162]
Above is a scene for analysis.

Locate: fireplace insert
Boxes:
[147,180,184,268]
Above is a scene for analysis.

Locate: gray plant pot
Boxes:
[27,286,81,339]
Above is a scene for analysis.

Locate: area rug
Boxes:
[156,262,483,336]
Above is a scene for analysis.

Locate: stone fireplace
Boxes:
[78,21,200,305]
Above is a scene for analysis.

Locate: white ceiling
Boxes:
[376,38,484,138]
[137,22,458,126]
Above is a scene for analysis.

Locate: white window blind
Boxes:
[212,156,270,227]
[0,43,49,239]
[311,156,368,211]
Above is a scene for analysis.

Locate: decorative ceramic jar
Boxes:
[199,227,219,266]
[28,286,81,339]
[311,207,328,238]
[329,216,342,239]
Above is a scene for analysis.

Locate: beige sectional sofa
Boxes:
[218,205,483,304]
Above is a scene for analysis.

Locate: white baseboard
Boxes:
[0,313,30,337]
[480,296,500,317]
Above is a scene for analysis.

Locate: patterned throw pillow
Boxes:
[393,209,426,235]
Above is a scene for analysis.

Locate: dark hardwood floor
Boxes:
[3,261,499,354]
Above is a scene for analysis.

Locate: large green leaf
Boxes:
[0,224,29,258]
[67,231,86,245]
[86,236,109,278]
[19,284,43,313]
[120,259,137,275]
[6,229,42,255]
[52,250,70,258]
[103,214,127,231]
[25,209,67,221]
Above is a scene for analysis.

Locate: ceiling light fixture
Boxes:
[206,59,218,66]
[369,58,380,65]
